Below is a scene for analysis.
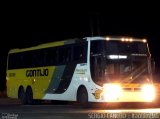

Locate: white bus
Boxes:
[7,36,159,105]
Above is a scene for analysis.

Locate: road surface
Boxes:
[0,98,160,119]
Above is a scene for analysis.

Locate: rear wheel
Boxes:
[18,87,27,105]
[26,87,34,105]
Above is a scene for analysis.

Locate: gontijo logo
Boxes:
[26,69,49,77]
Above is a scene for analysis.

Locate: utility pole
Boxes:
[89,12,101,37]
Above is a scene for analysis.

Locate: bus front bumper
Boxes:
[102,91,156,102]
[101,84,156,102]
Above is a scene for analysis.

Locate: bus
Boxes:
[6,36,159,105]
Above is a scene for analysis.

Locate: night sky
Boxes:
[1,4,160,91]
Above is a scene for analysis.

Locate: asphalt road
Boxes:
[0,98,160,119]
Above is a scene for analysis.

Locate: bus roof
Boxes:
[85,36,147,42]
[9,38,84,53]
[9,36,147,53]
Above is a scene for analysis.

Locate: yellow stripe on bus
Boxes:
[9,41,65,53]
[7,66,56,99]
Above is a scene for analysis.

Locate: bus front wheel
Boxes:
[77,87,88,104]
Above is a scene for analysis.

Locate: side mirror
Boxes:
[151,58,155,74]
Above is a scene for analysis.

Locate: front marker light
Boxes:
[142,84,155,102]
[103,84,122,101]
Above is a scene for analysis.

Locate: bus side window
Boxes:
[58,46,72,65]
[59,47,65,64]
[45,48,58,66]
[63,46,72,64]
[73,43,87,63]
[21,51,35,68]
[8,53,22,69]
[73,45,79,61]
[32,53,38,67]
[34,50,45,67]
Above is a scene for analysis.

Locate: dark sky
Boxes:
[1,3,160,90]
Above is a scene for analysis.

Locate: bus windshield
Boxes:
[90,40,151,86]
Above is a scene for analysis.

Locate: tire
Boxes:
[26,87,34,105]
[18,88,27,105]
[34,100,42,105]
[77,87,88,104]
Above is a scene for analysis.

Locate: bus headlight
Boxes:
[103,84,122,101]
[141,84,155,101]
